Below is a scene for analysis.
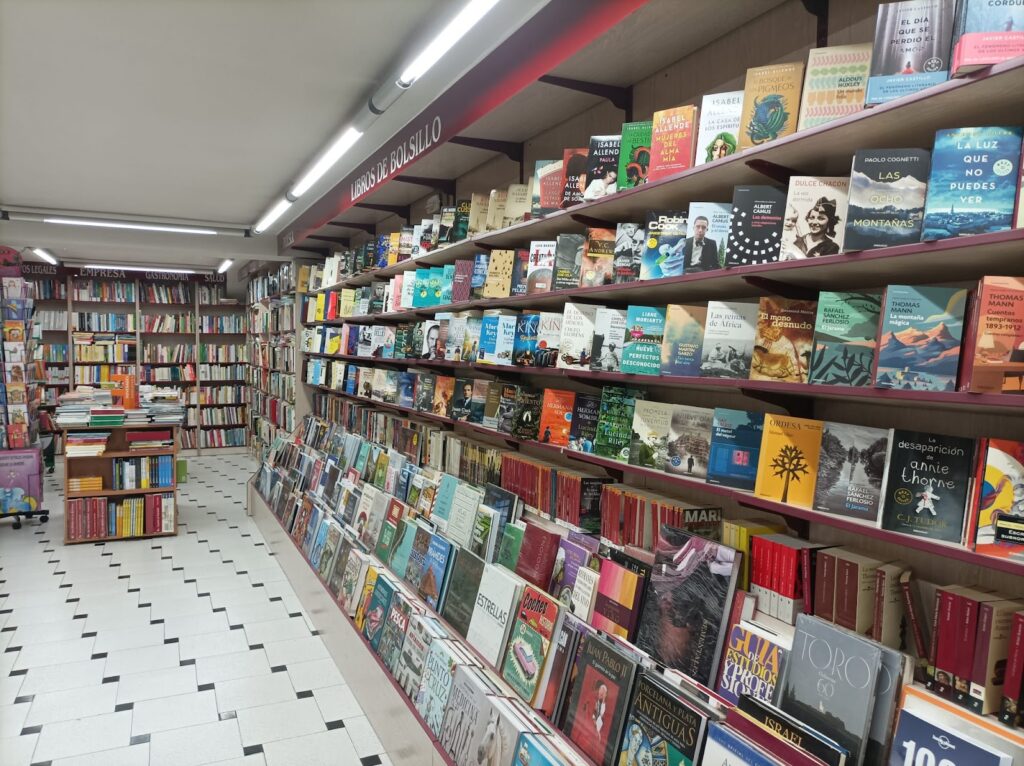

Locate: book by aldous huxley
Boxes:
[797,43,873,130]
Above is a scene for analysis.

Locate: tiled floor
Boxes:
[0,454,392,766]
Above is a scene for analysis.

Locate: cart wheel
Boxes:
[40,515,49,524]
[12,519,21,530]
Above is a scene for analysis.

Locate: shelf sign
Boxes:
[20,262,67,278]
[75,266,128,279]
[351,117,443,202]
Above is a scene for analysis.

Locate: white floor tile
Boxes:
[311,684,364,723]
[3,602,77,627]
[262,728,359,766]
[103,642,180,676]
[115,665,197,705]
[177,629,250,660]
[0,676,23,706]
[207,757,266,766]
[262,636,328,667]
[234,697,325,747]
[195,648,271,685]
[241,617,310,646]
[162,610,231,638]
[213,672,296,714]
[24,682,118,727]
[92,623,166,653]
[0,701,30,739]
[51,743,150,766]
[12,635,95,670]
[0,732,37,766]
[10,619,84,646]
[148,595,214,620]
[32,709,133,762]
[17,658,106,696]
[344,715,385,758]
[131,690,219,735]
[285,658,346,693]
[148,717,244,766]
[224,600,289,625]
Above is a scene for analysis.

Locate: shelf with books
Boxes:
[66,486,176,499]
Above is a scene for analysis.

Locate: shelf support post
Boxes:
[801,0,830,48]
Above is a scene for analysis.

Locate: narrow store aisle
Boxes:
[0,455,390,766]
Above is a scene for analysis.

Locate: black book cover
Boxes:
[553,233,586,291]
[451,378,474,422]
[737,695,847,766]
[567,392,601,454]
[496,383,520,435]
[813,422,889,523]
[510,248,531,296]
[879,429,975,543]
[844,149,931,251]
[440,548,484,638]
[511,388,542,441]
[725,185,787,266]
[619,671,707,766]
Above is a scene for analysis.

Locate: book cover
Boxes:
[549,539,591,606]
[466,564,523,667]
[780,176,851,259]
[682,201,731,273]
[661,304,706,377]
[432,375,455,418]
[844,148,931,251]
[922,126,1023,239]
[778,615,881,766]
[419,534,454,611]
[591,557,644,640]
[590,306,627,372]
[396,613,443,697]
[440,549,486,638]
[725,185,787,267]
[629,400,674,471]
[635,524,739,686]
[533,159,564,217]
[808,291,883,387]
[538,389,576,447]
[879,429,975,543]
[361,575,395,651]
[716,623,785,706]
[613,222,645,283]
[952,0,1024,74]
[737,695,850,766]
[512,312,539,367]
[866,0,956,105]
[496,383,520,434]
[640,211,687,280]
[557,302,599,370]
[451,378,475,422]
[875,284,968,391]
[560,147,589,209]
[666,405,713,479]
[694,91,743,166]
[814,422,890,523]
[553,233,586,291]
[702,721,783,766]
[621,305,667,376]
[510,388,542,442]
[377,592,413,672]
[514,523,561,591]
[797,43,874,130]
[965,276,1024,394]
[504,183,531,227]
[510,248,531,296]
[619,671,707,766]
[700,300,759,379]
[497,522,526,571]
[707,408,765,491]
[594,386,645,462]
[468,192,489,236]
[889,708,1013,766]
[750,296,817,384]
[583,135,621,201]
[617,120,652,190]
[648,105,698,183]
[580,228,615,287]
[535,311,562,368]
[567,393,601,454]
[437,665,490,765]
[563,634,639,766]
[754,414,824,508]
[526,240,556,294]
[415,639,464,737]
[974,438,1024,560]
[482,248,515,298]
[738,62,804,151]
[502,585,562,703]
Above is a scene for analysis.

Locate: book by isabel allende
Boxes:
[560,147,589,208]
[964,277,1024,394]
[725,186,787,267]
[797,43,873,130]
[533,159,564,217]
[844,148,931,251]
[754,414,824,508]
[617,120,653,190]
[619,671,708,766]
[583,135,621,201]
[866,0,956,105]
[750,296,817,384]
[661,303,706,377]
[648,105,698,184]
[707,408,765,491]
[813,422,890,523]
[738,62,804,151]
[621,305,667,376]
[809,291,882,387]
[694,91,743,166]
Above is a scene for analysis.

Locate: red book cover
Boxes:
[933,588,962,698]
[537,389,575,448]
[452,260,474,303]
[647,104,698,183]
[326,291,339,320]
[559,147,588,209]
[1000,610,1024,724]
[962,277,1024,394]
[513,522,560,590]
[813,550,836,621]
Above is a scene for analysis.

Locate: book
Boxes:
[922,126,1023,240]
[570,566,600,622]
[502,585,563,703]
[890,707,1013,766]
[737,695,850,766]
[666,405,712,479]
[754,414,824,508]
[468,192,489,236]
[361,575,395,651]
[560,147,589,208]
[866,0,957,105]
[952,0,1024,75]
[694,91,743,166]
[553,233,585,291]
[496,522,526,571]
[640,210,687,280]
[737,62,804,151]
[682,201,730,273]
[814,422,890,523]
[661,304,706,377]
[419,534,455,610]
[557,303,598,371]
[510,248,531,296]
[583,135,621,201]
[725,185,787,267]
[879,429,976,543]
[538,389,575,447]
[797,43,874,130]
[580,228,615,287]
[964,276,1024,394]
[613,223,645,283]
[973,438,1024,561]
[440,549,486,638]
[533,159,564,217]
[619,671,708,766]
[481,248,515,298]
[844,148,931,251]
[514,522,561,591]
[512,312,539,367]
[635,524,739,686]
[590,307,627,373]
[567,393,601,454]
[416,639,465,737]
[874,284,968,391]
[395,613,445,697]
[716,622,786,706]
[750,296,817,384]
[504,183,531,227]
[621,305,667,376]
[590,557,644,640]
[549,538,591,606]
[702,721,784,766]
[648,105,698,183]
[563,634,639,766]
[707,408,765,491]
[700,300,758,379]
[628,400,674,471]
[778,615,880,766]
[808,291,883,387]
[617,120,652,190]
[466,563,523,667]
[437,665,492,765]
[594,386,645,462]
[780,176,851,259]
[510,388,542,441]
[526,240,556,294]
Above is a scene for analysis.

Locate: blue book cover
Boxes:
[398,373,416,408]
[479,314,501,363]
[411,269,430,308]
[640,210,687,280]
[389,519,417,579]
[470,252,490,296]
[621,305,667,375]
[344,365,357,395]
[419,534,454,611]
[512,733,564,766]
[512,313,539,367]
[426,267,444,307]
[887,708,1011,766]
[375,234,389,268]
[922,126,1023,240]
[660,304,706,376]
[703,721,787,766]
[707,408,765,491]
[866,0,956,105]
[440,263,456,305]
[432,474,459,526]
[362,575,395,651]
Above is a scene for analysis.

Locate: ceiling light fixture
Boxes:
[289,126,363,199]
[43,217,219,235]
[252,198,292,235]
[32,248,57,265]
[83,264,197,274]
[218,259,233,274]
[397,0,501,87]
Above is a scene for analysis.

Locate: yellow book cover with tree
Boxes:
[754,414,823,508]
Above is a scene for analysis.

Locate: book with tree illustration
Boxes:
[755,414,825,508]
[808,291,882,387]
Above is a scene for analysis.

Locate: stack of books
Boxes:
[139,386,186,425]
[55,387,115,428]
[65,432,110,457]
[68,476,103,493]
[126,429,174,451]
[89,406,126,427]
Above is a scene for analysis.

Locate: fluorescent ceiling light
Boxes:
[218,259,233,274]
[83,264,197,274]
[43,217,218,235]
[252,198,292,235]
[32,248,57,265]
[289,126,363,198]
[398,0,500,86]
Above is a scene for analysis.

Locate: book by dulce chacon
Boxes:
[780,176,851,260]
[866,0,957,105]
[844,148,931,251]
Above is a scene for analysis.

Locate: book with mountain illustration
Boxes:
[750,296,817,384]
[808,291,882,387]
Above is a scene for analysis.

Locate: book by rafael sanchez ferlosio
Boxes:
[660,304,706,377]
[647,105,698,184]
[879,428,975,544]
[725,186,787,267]
[465,563,524,668]
[813,422,890,523]
[866,0,957,105]
[797,43,873,130]
[737,62,805,151]
[962,276,1024,395]
[619,671,709,766]
[808,291,882,387]
[707,408,765,491]
[617,120,652,190]
[843,148,931,251]
[952,0,1024,75]
[694,91,743,166]
[621,305,666,376]
[750,296,817,384]
[755,414,824,508]
[700,300,758,379]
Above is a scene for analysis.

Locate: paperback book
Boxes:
[640,211,687,281]
[580,228,615,287]
[866,0,957,105]
[797,43,873,130]
[700,300,758,379]
[694,90,743,166]
[613,222,645,283]
[754,414,824,508]
[533,159,564,217]
[973,438,1024,561]
[621,305,667,376]
[780,176,851,259]
[557,302,599,370]
[553,233,585,291]
[661,303,706,377]
[560,147,589,208]
[964,276,1024,394]
[844,148,931,251]
[590,306,627,373]
[583,135,621,201]
[594,386,645,462]
[707,408,765,491]
[617,120,652,190]
[725,186,787,267]
[682,201,730,272]
[526,240,557,294]
[952,0,1024,74]
[567,392,601,454]
[738,62,804,151]
[813,422,890,522]
[750,296,817,384]
[648,105,697,183]
[808,291,883,387]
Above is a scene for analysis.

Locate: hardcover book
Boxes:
[613,222,645,283]
[621,305,667,376]
[648,105,698,184]
[952,0,1024,75]
[415,639,465,737]
[667,405,713,479]
[780,176,851,259]
[808,291,883,387]
[502,585,562,703]
[707,408,765,491]
[438,665,491,766]
[813,422,890,523]
[965,276,1024,394]
[619,671,708,766]
[737,695,850,766]
[682,201,730,273]
[754,414,824,508]
[594,386,645,462]
[874,284,967,391]
[890,708,1013,766]
[738,62,804,151]
[879,429,975,543]
[973,438,1024,560]
[590,557,644,640]
[640,210,687,280]
[694,90,743,166]
[396,613,445,697]
[361,575,395,651]
[549,538,591,606]
[557,302,599,371]
[700,300,759,379]
[440,549,486,638]
[844,148,931,251]
[580,228,615,287]
[514,522,561,591]
[617,120,652,190]
[538,389,576,447]
[567,393,601,454]
[725,185,787,267]
[553,233,586,291]
[590,306,627,372]
[466,563,524,667]
[583,135,621,201]
[866,0,957,105]
[922,126,1023,240]
[526,240,557,294]
[703,721,783,766]
[419,534,454,611]
[661,304,706,377]
[797,43,873,130]
[560,147,589,209]
[750,296,817,384]
[715,623,785,706]
[533,159,564,217]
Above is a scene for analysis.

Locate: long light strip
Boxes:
[83,264,197,274]
[218,259,233,274]
[289,126,363,198]
[32,248,57,265]
[398,0,501,86]
[43,217,218,235]
[252,198,292,235]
